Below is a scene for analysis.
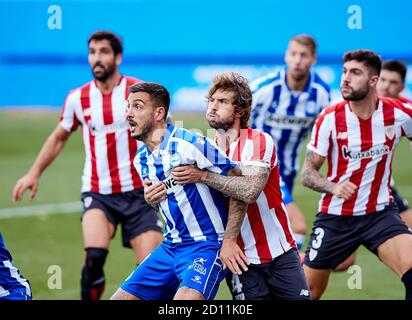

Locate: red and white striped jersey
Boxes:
[59,76,144,194]
[227,128,296,264]
[308,97,412,216]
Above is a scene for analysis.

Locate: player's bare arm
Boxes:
[301,150,357,199]
[221,197,249,275]
[12,125,71,202]
[172,165,269,204]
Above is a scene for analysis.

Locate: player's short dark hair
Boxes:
[343,49,382,76]
[128,82,170,121]
[382,60,407,82]
[290,34,317,55]
[207,72,252,128]
[88,30,123,56]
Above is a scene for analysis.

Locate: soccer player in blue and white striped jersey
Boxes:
[250,35,331,251]
[0,232,32,300]
[111,82,248,300]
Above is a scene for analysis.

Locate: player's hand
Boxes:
[171,165,207,184]
[143,179,167,206]
[12,173,39,202]
[219,238,249,275]
[332,181,358,200]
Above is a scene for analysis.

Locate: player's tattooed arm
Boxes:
[300,150,334,193]
[221,197,249,275]
[301,150,358,199]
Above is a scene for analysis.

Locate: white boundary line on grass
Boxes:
[0,201,81,219]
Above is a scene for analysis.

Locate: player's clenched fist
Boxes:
[332,181,358,200]
[143,179,167,206]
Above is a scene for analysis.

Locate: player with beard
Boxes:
[250,35,331,254]
[144,73,311,300]
[12,31,163,300]
[301,49,412,300]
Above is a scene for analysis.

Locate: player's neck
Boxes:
[215,121,241,151]
[286,72,309,91]
[348,92,378,120]
[94,72,122,95]
[144,124,168,152]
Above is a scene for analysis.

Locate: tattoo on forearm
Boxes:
[204,166,269,203]
[301,150,335,194]
[224,198,248,240]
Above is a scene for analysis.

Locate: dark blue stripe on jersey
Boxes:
[262,84,282,134]
[286,94,300,115]
[139,150,150,180]
[251,102,263,129]
[276,129,292,178]
[182,184,219,241]
[289,126,309,176]
[167,192,194,242]
[314,73,331,95]
[209,188,228,228]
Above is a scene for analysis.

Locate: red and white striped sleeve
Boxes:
[307,108,333,157]
[398,102,412,140]
[59,89,80,133]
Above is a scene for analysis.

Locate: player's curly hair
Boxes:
[343,49,382,76]
[207,72,252,128]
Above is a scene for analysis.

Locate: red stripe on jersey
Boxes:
[231,129,247,161]
[124,77,143,189]
[341,116,373,215]
[321,103,349,213]
[236,233,245,253]
[251,130,267,161]
[246,202,272,262]
[264,169,296,249]
[102,93,122,193]
[80,83,99,193]
[366,102,395,212]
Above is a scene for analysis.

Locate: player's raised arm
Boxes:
[12,125,71,202]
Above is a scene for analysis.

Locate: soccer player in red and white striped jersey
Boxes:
[12,31,163,300]
[301,50,412,300]
[169,72,310,300]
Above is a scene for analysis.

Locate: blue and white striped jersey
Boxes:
[251,68,331,185]
[0,232,31,300]
[134,124,236,244]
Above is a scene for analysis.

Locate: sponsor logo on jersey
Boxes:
[191,275,202,284]
[341,145,391,160]
[265,115,313,129]
[163,176,177,190]
[336,131,348,140]
[190,257,207,275]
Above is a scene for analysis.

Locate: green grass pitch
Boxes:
[0,110,411,299]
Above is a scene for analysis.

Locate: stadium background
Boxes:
[1,0,411,299]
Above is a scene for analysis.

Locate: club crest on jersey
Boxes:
[170,153,182,168]
[384,125,395,140]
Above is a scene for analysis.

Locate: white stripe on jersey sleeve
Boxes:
[59,89,81,132]
[239,215,260,264]
[307,111,334,157]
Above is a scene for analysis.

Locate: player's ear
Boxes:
[115,53,122,66]
[155,106,166,122]
[370,74,379,87]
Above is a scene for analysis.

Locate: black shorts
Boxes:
[391,186,410,213]
[304,203,412,270]
[81,189,163,248]
[226,249,310,300]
